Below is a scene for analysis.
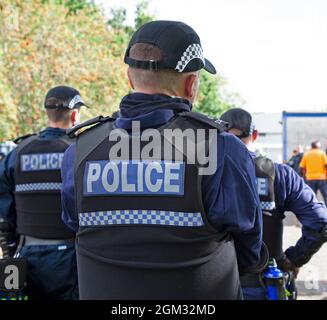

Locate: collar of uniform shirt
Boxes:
[115,93,192,130]
[38,127,67,139]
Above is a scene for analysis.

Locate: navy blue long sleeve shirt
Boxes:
[61,93,263,272]
[273,162,327,265]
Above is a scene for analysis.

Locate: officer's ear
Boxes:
[252,130,259,142]
[184,74,199,103]
[71,109,80,127]
[127,68,135,90]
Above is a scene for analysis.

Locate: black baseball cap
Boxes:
[220,108,256,138]
[124,20,216,74]
[44,86,88,109]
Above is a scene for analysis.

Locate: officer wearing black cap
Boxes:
[62,21,267,299]
[0,85,87,299]
[220,108,327,300]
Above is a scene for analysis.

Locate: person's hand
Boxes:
[278,255,300,278]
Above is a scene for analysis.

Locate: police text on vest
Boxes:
[84,160,185,196]
[21,153,64,171]
[257,177,269,196]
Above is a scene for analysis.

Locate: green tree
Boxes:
[0,0,244,141]
[194,72,243,118]
[134,0,154,30]
[108,0,154,33]
[107,0,155,49]
[0,71,18,139]
[41,0,95,15]
[107,7,133,57]
[107,7,128,30]
[0,0,129,139]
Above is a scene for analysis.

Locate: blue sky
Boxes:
[96,0,327,113]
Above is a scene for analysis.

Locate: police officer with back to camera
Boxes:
[61,20,268,300]
[220,108,327,300]
[0,86,87,299]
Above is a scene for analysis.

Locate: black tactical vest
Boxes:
[74,112,242,300]
[254,156,283,261]
[14,134,75,239]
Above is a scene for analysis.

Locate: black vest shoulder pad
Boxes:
[14,135,39,156]
[75,120,115,173]
[57,134,75,145]
[254,156,275,180]
[178,111,229,133]
[14,133,37,144]
[14,133,72,156]
[67,115,113,138]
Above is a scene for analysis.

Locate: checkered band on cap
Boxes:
[68,95,84,109]
[175,44,205,72]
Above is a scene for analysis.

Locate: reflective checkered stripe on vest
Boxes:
[14,135,75,239]
[254,156,283,261]
[75,114,241,300]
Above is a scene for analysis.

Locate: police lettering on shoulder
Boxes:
[220,108,327,300]
[0,85,88,300]
[62,20,267,300]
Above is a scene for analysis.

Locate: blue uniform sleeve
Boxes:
[61,143,78,232]
[202,133,264,273]
[0,149,17,230]
[274,164,327,266]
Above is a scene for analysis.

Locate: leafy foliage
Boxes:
[195,72,244,118]
[0,0,243,140]
[0,0,128,139]
[41,0,95,15]
[134,0,154,30]
[0,68,17,139]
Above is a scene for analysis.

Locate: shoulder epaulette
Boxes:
[13,133,37,144]
[67,115,113,138]
[178,111,229,133]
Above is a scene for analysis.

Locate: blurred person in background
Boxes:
[287,145,304,177]
[221,109,327,300]
[300,141,327,204]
